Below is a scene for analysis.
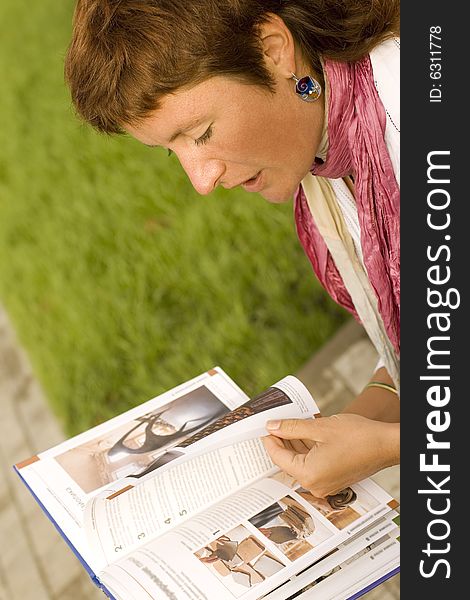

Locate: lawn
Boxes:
[0,1,347,436]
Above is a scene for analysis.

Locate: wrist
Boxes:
[379,421,400,468]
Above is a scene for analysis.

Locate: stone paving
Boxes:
[0,306,104,600]
[0,306,399,599]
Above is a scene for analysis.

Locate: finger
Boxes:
[282,439,309,454]
[265,418,320,441]
[284,440,295,452]
[288,438,310,454]
[303,439,315,451]
[261,435,285,452]
[262,435,307,480]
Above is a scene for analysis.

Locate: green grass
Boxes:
[0,1,348,437]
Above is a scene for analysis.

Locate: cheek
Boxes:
[229,123,267,158]
[238,127,286,167]
[227,105,279,158]
[223,101,301,169]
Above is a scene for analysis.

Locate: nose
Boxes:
[178,152,225,196]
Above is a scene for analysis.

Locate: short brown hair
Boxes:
[65,0,399,134]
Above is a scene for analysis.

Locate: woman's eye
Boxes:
[195,125,213,146]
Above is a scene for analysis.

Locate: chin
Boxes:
[260,185,297,204]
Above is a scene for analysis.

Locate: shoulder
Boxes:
[369,37,400,132]
[370,36,400,74]
[370,37,400,183]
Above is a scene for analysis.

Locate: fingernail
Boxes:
[266,420,281,430]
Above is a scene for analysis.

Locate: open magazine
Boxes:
[14,367,399,600]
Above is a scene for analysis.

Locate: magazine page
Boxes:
[286,526,400,600]
[262,513,400,599]
[84,376,320,571]
[86,437,278,571]
[124,374,320,481]
[14,368,248,571]
[98,475,398,600]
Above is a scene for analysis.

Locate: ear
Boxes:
[259,13,297,78]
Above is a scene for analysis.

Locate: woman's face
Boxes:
[126,74,324,203]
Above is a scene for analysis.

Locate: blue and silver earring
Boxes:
[291,73,322,102]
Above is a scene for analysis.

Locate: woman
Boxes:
[65,0,400,497]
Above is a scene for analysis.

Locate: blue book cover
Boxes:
[14,464,117,600]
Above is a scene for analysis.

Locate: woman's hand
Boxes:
[262,414,399,497]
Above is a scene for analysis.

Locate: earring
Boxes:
[291,73,322,102]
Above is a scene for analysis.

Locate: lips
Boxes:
[241,171,263,193]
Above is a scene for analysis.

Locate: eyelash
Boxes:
[194,125,213,146]
[165,125,213,157]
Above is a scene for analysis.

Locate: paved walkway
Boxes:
[0,307,399,599]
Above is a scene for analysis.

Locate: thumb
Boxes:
[265,417,319,441]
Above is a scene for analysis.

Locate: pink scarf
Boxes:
[294,54,400,354]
